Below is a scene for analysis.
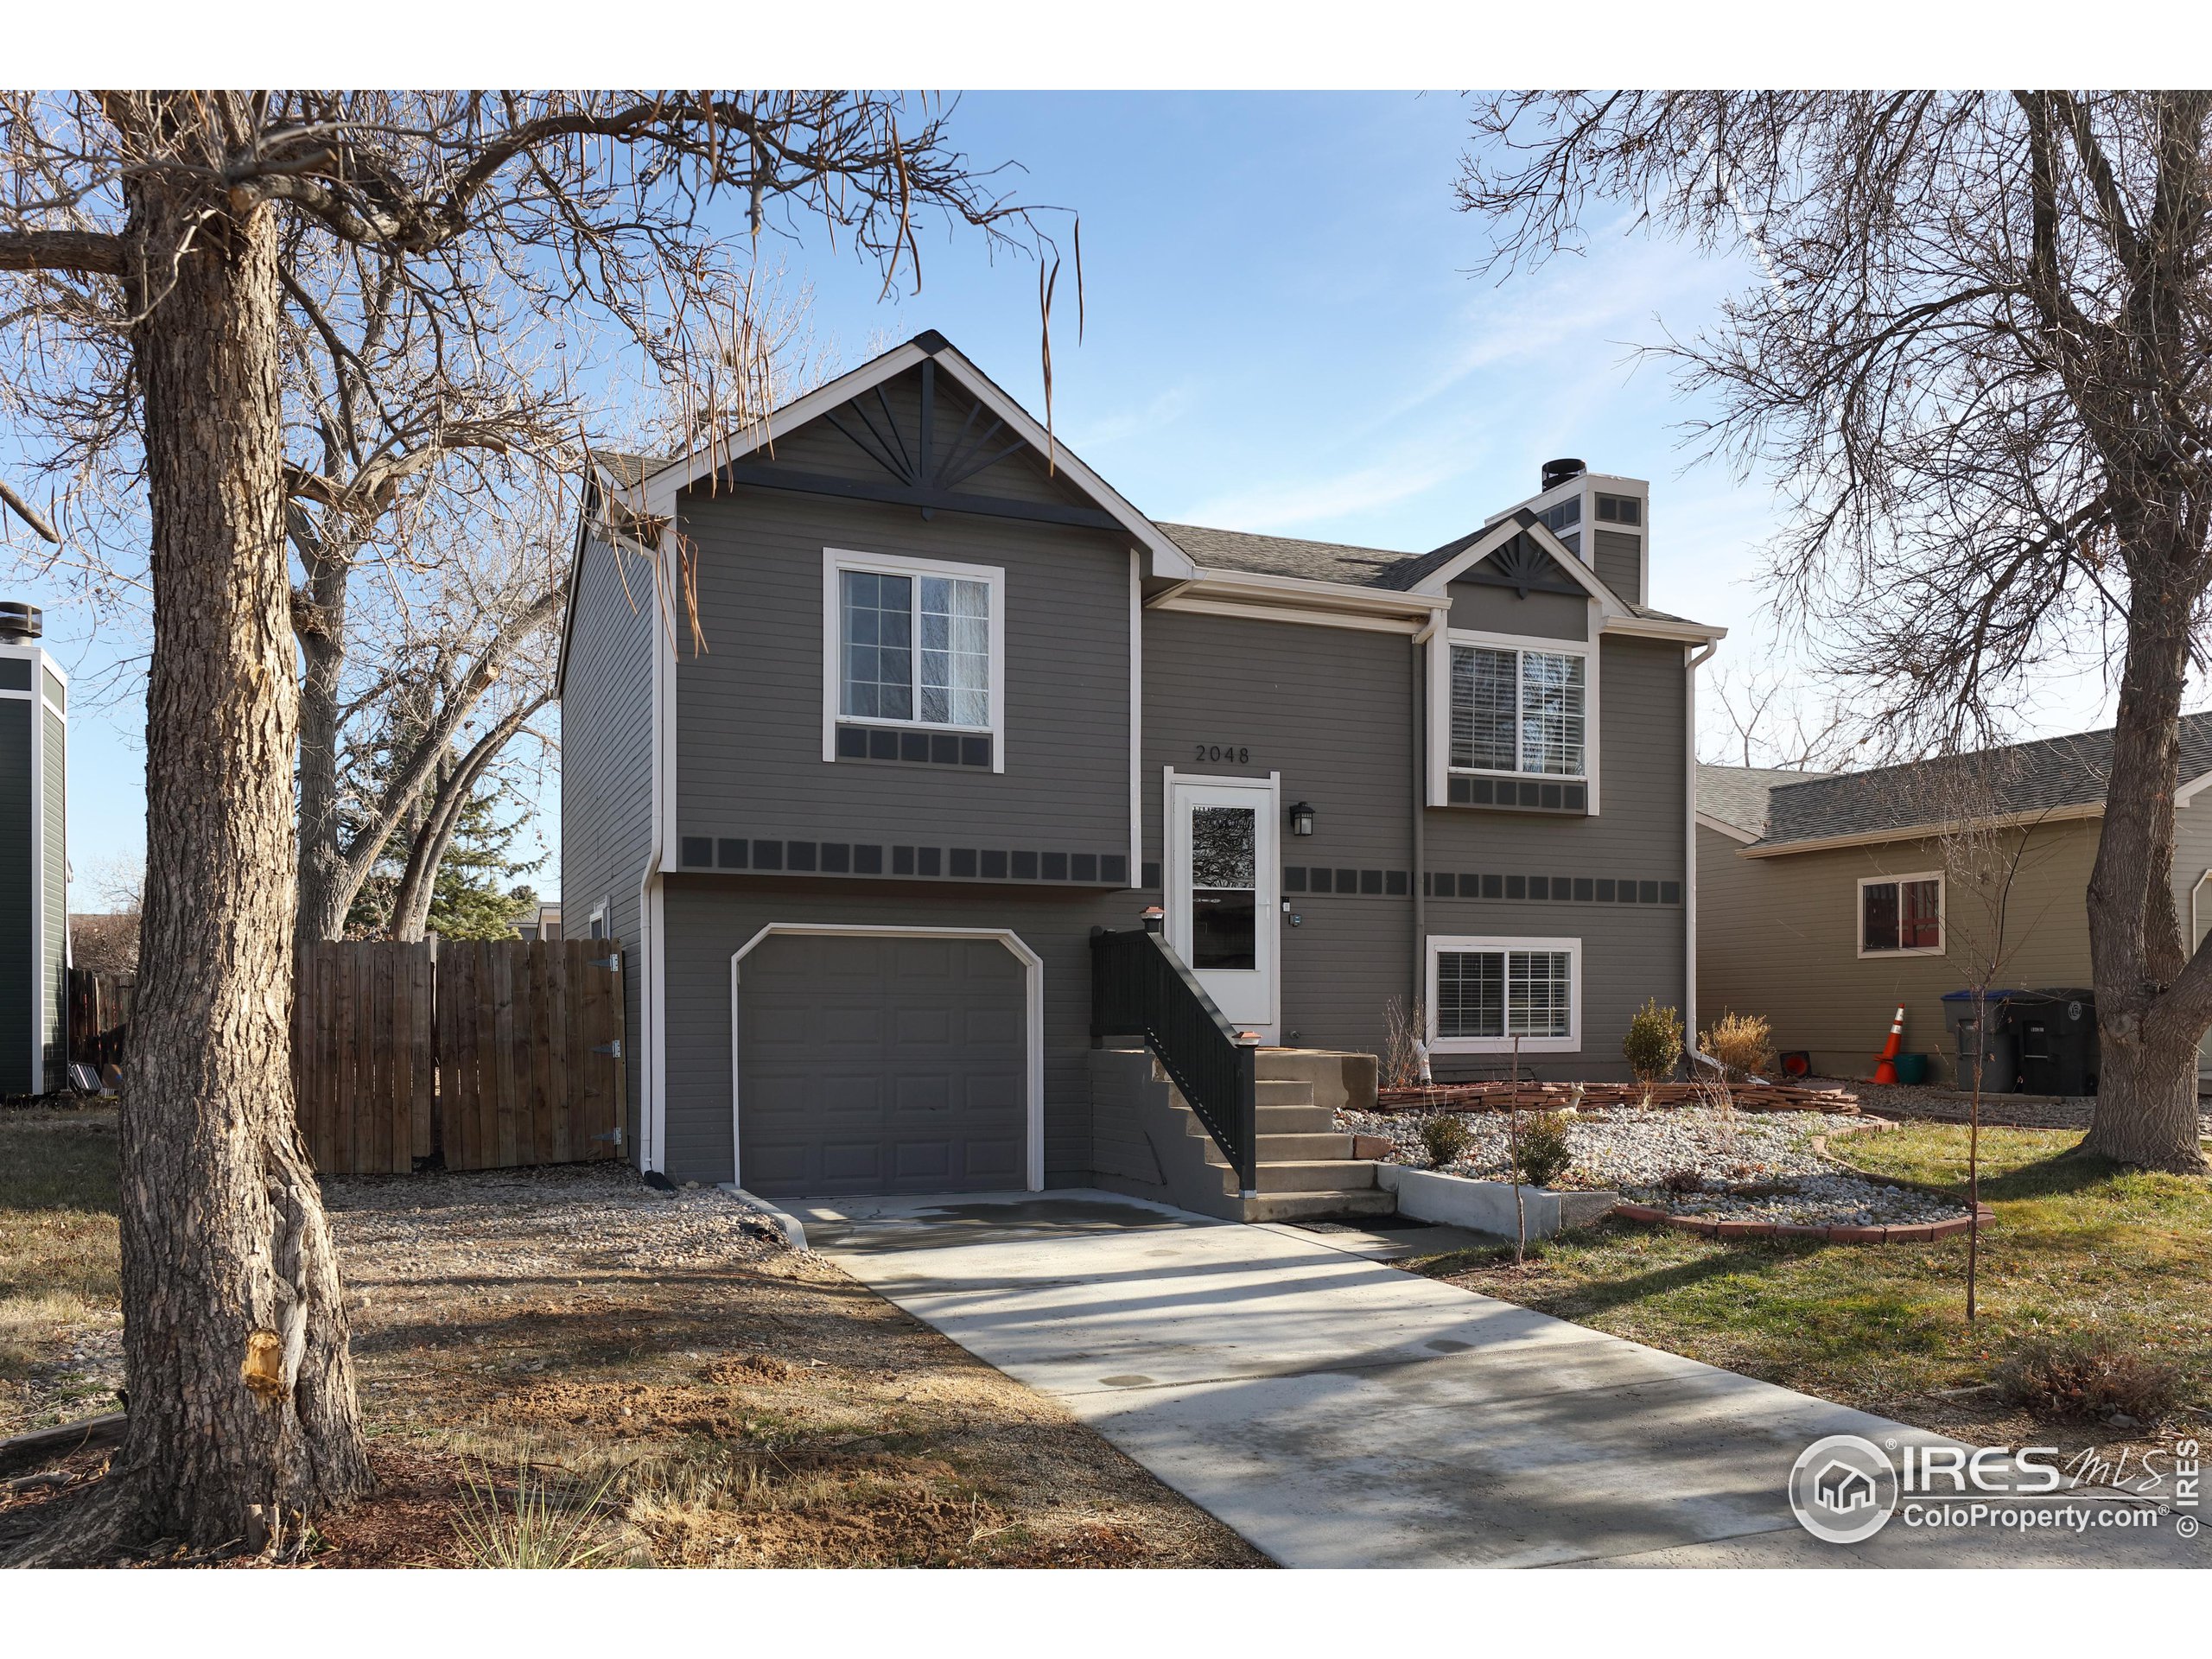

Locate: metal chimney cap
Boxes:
[1541,458,1586,493]
[0,601,41,642]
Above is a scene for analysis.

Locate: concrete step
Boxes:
[1256,1103,1338,1135]
[1239,1187,1399,1223]
[1239,1159,1382,1194]
[1255,1078,1317,1106]
[1204,1131,1356,1164]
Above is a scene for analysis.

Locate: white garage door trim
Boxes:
[728,923,1046,1193]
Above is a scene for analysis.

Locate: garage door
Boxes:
[736,931,1028,1198]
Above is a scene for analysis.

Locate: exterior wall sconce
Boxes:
[1288,800,1316,837]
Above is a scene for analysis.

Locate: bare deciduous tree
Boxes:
[0,90,1043,1560]
[1700,663,1866,772]
[1459,91,2212,1173]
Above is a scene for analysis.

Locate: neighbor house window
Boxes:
[1594,493,1643,526]
[1859,873,1942,956]
[1427,936,1581,1052]
[1451,644,1587,778]
[823,550,1007,770]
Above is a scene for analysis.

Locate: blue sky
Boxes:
[16,90,2126,909]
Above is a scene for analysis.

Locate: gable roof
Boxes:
[1697,765,1836,840]
[610,331,1200,582]
[1740,712,2212,854]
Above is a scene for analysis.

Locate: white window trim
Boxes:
[1429,626,1600,811]
[821,547,1007,773]
[728,924,1045,1193]
[1856,870,1947,958]
[587,898,610,943]
[1426,934,1583,1054]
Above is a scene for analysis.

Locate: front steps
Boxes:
[1199,1059,1393,1220]
[1087,1045,1393,1224]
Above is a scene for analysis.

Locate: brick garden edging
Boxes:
[1605,1115,1996,1244]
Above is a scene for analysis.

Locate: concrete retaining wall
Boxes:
[1379,1164,1618,1239]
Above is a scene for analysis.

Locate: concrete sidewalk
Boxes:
[791,1190,2205,1568]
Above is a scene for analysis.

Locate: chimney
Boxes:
[1541,458,1586,493]
[0,602,41,643]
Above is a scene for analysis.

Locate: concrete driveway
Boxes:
[789,1190,2204,1568]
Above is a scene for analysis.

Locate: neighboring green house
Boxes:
[1697,721,2212,1084]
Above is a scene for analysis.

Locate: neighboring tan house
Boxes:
[558,331,1721,1209]
[1698,719,2212,1083]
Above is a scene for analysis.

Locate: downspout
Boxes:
[1685,639,1719,1076]
[1412,613,1445,1076]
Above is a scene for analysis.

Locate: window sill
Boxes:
[1428,1036,1581,1054]
[1856,946,1946,959]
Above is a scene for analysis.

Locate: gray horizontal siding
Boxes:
[560,530,658,1129]
[674,487,1132,855]
[0,701,28,1096]
[1592,528,1643,606]
[1142,607,1415,873]
[1448,579,1588,640]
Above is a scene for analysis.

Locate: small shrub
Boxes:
[1514,1110,1574,1189]
[1701,1010,1775,1083]
[1660,1167,1705,1196]
[1418,1114,1471,1169]
[1623,998,1684,1092]
[454,1452,623,1569]
[1998,1331,2178,1424]
[1382,997,1430,1090]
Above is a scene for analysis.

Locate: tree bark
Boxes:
[2083,548,2212,1173]
[293,525,354,950]
[88,177,371,1554]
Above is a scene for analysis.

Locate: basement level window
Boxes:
[1859,873,1943,956]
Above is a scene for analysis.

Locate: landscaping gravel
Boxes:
[1340,1101,1974,1228]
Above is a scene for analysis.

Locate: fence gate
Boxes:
[435,938,625,1172]
[294,940,435,1176]
[291,938,624,1176]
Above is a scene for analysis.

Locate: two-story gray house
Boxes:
[558,332,1721,1217]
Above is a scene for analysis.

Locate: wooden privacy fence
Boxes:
[66,969,136,1071]
[292,938,625,1176]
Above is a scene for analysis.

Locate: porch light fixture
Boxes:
[1288,800,1316,837]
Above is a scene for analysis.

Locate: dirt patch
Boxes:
[317,1164,1263,1567]
[1,1128,1264,1568]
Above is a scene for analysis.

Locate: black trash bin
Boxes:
[1942,989,2025,1092]
[2007,989,2098,1096]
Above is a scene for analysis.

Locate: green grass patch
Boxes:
[1413,1122,2212,1423]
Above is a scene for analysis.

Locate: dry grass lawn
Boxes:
[0,1109,1262,1567]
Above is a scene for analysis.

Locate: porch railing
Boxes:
[1090,924,1259,1194]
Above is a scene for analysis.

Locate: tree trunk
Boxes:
[92,181,371,1554]
[293,532,353,950]
[2083,548,2211,1174]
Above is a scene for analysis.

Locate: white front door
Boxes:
[1166,773,1279,1038]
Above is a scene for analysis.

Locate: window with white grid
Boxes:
[827,551,1003,738]
[1428,937,1581,1051]
[1449,643,1586,778]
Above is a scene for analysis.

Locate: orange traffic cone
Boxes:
[1872,1004,1905,1084]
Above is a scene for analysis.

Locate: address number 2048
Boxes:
[1192,743,1251,765]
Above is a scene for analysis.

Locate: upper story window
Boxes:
[1451,642,1587,778]
[1859,873,1942,956]
[841,569,992,726]
[1538,497,1580,534]
[1594,492,1642,526]
[823,549,1007,772]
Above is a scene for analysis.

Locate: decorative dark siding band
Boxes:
[833,722,992,768]
[683,836,1125,886]
[1423,870,1681,905]
[1446,776,1586,812]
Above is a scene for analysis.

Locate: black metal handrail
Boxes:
[1090,925,1259,1194]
